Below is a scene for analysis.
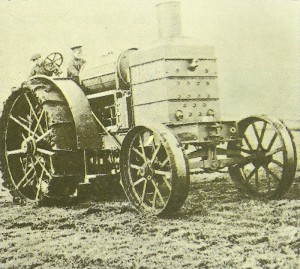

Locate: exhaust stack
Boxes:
[156,1,182,39]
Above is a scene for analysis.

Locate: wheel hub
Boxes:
[21,136,37,155]
[139,161,154,180]
[253,148,271,167]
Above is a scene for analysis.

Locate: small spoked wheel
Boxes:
[120,125,189,216]
[228,116,296,199]
[43,52,63,75]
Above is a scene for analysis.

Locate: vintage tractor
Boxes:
[0,2,297,216]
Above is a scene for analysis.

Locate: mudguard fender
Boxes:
[29,76,101,150]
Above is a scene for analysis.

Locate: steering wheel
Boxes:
[43,52,63,75]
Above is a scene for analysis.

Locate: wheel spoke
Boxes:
[151,180,166,207]
[36,148,54,156]
[154,170,171,178]
[32,109,45,136]
[245,166,259,182]
[133,177,146,186]
[139,135,147,163]
[161,175,171,191]
[267,133,278,151]
[18,115,31,125]
[132,147,145,160]
[22,172,37,188]
[265,166,281,183]
[265,147,283,157]
[10,115,34,136]
[24,94,39,121]
[151,143,161,164]
[35,156,52,179]
[141,180,147,203]
[130,164,142,170]
[252,123,261,147]
[24,94,45,135]
[152,188,157,209]
[259,121,267,146]
[35,170,45,200]
[271,159,283,168]
[16,159,38,188]
[20,157,26,172]
[243,134,253,151]
[36,129,52,143]
[161,157,169,168]
[7,148,25,156]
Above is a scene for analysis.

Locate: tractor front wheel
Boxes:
[120,125,190,216]
[228,115,296,199]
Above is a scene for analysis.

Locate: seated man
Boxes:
[29,53,52,77]
[67,45,86,84]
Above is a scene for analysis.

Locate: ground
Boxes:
[0,136,299,269]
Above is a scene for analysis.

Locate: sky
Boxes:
[0,0,299,123]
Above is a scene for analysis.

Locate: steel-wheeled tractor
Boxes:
[0,2,297,216]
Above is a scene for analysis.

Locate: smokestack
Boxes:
[156,1,182,39]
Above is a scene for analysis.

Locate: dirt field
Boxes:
[1,139,299,268]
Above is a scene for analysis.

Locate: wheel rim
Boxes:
[120,125,189,216]
[228,116,296,198]
[4,90,54,202]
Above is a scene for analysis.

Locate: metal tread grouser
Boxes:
[0,1,297,216]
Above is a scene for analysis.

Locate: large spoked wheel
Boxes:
[43,52,63,75]
[0,81,83,204]
[120,125,190,216]
[228,116,296,199]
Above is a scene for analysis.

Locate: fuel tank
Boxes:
[79,48,137,93]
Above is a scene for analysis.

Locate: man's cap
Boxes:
[71,45,82,50]
[30,53,41,61]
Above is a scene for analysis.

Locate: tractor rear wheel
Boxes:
[120,125,190,216]
[0,80,84,204]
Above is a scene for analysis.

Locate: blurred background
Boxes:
[0,0,299,127]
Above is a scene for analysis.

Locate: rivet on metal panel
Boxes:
[205,69,209,73]
[193,103,196,107]
[187,81,190,86]
[187,94,191,98]
[203,103,206,107]
[176,69,180,73]
[207,109,215,116]
[198,94,201,98]
[198,112,202,116]
[189,112,192,117]
[183,104,187,108]
[206,81,210,86]
[175,110,184,121]
[178,95,181,98]
[197,81,200,85]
